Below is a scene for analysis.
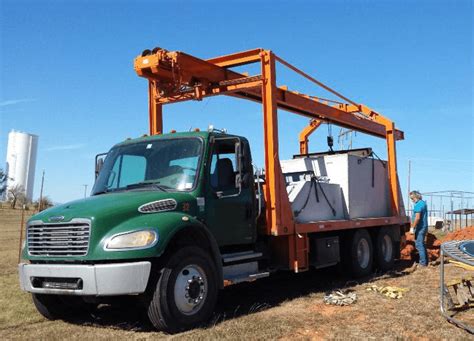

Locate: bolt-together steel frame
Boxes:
[134,48,409,271]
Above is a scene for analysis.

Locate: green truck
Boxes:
[19,47,409,333]
[19,131,264,332]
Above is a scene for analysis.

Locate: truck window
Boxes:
[167,156,199,190]
[92,138,203,194]
[169,156,199,174]
[109,154,147,189]
[210,139,239,192]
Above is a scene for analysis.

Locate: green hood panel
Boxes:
[32,191,194,222]
[25,191,199,261]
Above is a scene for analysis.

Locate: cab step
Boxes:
[223,260,269,286]
[224,271,270,286]
[222,251,263,263]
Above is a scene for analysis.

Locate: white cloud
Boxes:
[44,144,86,151]
[0,98,36,107]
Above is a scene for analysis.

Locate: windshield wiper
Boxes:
[93,189,109,196]
[93,188,122,196]
[125,182,169,192]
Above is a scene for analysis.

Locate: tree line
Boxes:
[0,168,53,210]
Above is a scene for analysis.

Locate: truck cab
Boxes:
[19,130,263,333]
[92,130,257,248]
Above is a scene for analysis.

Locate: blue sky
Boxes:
[1,0,473,210]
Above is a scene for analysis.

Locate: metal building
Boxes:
[4,130,39,202]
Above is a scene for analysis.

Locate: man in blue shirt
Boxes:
[410,190,429,266]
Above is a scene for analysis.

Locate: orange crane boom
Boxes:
[134,47,407,271]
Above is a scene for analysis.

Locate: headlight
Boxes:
[105,229,158,250]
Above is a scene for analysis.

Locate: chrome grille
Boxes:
[27,219,91,257]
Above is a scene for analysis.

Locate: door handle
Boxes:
[245,203,253,219]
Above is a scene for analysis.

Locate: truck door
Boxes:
[205,137,256,246]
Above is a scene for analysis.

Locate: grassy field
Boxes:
[1,207,472,339]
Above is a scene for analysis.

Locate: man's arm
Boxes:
[411,212,421,229]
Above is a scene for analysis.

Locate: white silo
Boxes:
[5,130,39,202]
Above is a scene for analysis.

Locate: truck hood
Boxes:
[25,190,200,261]
[30,190,196,226]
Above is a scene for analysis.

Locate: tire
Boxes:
[375,227,395,271]
[147,246,218,333]
[32,294,91,320]
[349,229,373,278]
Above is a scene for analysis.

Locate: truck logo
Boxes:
[48,216,65,222]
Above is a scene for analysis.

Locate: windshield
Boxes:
[92,138,203,195]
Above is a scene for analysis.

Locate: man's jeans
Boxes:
[415,226,428,266]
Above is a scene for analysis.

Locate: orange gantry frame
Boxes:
[299,119,322,154]
[134,47,409,272]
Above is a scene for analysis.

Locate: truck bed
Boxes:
[295,215,409,234]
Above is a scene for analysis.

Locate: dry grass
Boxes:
[0,207,472,339]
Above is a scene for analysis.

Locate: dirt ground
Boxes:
[1,208,473,339]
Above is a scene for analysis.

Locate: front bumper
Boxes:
[18,261,151,296]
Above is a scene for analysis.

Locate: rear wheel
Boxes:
[349,229,373,278]
[375,227,395,271]
[147,246,218,333]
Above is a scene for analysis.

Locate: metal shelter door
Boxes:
[204,137,255,246]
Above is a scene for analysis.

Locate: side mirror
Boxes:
[242,173,252,187]
[95,153,107,179]
[234,141,243,189]
[235,142,242,170]
[235,173,242,188]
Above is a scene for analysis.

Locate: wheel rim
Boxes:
[174,264,208,315]
[382,234,393,262]
[357,238,370,269]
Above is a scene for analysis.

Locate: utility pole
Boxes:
[83,184,88,198]
[440,196,442,219]
[450,193,454,231]
[338,128,354,150]
[407,159,411,213]
[38,170,45,212]
[430,195,433,218]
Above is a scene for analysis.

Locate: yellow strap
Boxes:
[366,285,409,299]
[448,260,474,271]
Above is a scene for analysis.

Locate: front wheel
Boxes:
[32,294,91,320]
[147,246,218,333]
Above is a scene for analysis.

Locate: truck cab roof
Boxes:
[115,130,247,148]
